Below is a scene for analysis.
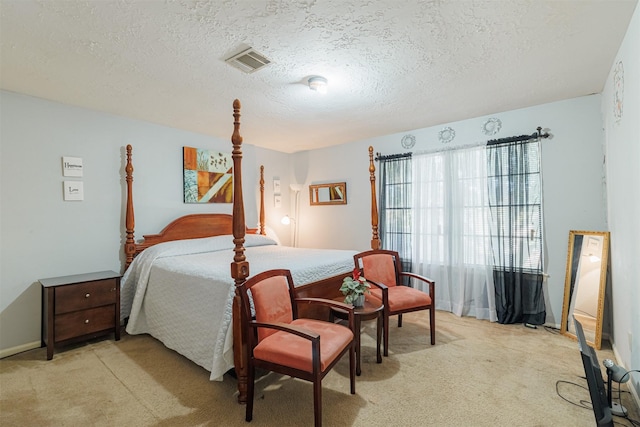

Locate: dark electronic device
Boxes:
[574,317,614,427]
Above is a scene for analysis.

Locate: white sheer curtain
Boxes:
[410,145,497,321]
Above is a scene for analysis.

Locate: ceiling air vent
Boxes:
[225,48,271,73]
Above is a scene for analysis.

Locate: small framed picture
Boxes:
[274,194,282,208]
[62,157,83,177]
[63,181,84,201]
[273,179,281,194]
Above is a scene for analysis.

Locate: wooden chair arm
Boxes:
[400,271,434,284]
[400,272,435,295]
[296,297,354,313]
[250,321,320,341]
[363,278,389,308]
[364,280,388,291]
[295,297,356,333]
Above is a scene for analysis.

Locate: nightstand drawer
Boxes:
[55,305,116,342]
[41,270,121,360]
[55,279,118,314]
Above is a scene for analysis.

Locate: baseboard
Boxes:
[541,323,612,343]
[544,321,560,330]
[0,341,41,359]
[612,344,640,413]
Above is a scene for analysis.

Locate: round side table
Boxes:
[330,295,383,375]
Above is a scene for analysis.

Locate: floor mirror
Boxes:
[560,230,610,349]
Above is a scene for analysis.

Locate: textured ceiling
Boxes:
[1,0,637,153]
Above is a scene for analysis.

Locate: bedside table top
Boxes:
[39,270,121,287]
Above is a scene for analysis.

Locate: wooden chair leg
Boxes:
[376,313,383,363]
[430,308,436,345]
[349,343,356,394]
[398,313,403,327]
[383,314,389,357]
[313,378,322,427]
[246,362,255,422]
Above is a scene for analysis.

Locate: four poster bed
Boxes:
[120,99,380,404]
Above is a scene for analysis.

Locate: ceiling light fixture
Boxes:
[308,76,328,94]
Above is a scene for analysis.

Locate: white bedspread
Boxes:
[120,234,356,380]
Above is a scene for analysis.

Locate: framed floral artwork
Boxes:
[183,146,233,203]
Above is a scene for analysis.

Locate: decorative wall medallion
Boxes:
[438,127,455,144]
[401,134,416,149]
[481,117,502,136]
[613,61,624,122]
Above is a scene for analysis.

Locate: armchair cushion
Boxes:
[362,253,398,287]
[370,286,431,312]
[251,275,294,341]
[253,318,354,372]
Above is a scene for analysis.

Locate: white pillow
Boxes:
[263,225,282,245]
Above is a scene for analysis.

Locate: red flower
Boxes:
[352,268,361,281]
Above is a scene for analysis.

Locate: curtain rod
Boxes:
[377,127,550,160]
[487,127,550,146]
[375,152,412,161]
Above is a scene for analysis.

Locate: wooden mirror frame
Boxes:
[309,182,347,206]
[560,230,610,349]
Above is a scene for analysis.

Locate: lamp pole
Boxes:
[293,189,300,247]
[290,184,302,247]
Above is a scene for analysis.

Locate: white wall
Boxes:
[294,95,608,330]
[602,1,640,398]
[0,91,290,354]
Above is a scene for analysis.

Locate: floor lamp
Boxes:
[280,184,302,248]
[290,184,302,247]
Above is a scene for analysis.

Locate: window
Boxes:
[378,154,412,271]
[410,148,492,267]
[378,138,545,324]
[487,140,543,273]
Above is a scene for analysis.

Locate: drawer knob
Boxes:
[85,293,90,298]
[85,319,90,324]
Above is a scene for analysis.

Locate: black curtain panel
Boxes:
[378,153,413,276]
[487,139,546,325]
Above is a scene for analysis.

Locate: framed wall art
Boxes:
[309,182,347,205]
[183,146,233,203]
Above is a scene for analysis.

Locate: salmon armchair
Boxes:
[354,249,435,356]
[236,269,356,427]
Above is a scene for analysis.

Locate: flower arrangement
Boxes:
[340,268,371,305]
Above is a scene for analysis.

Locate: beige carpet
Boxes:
[1,311,638,427]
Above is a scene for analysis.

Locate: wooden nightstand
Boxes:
[40,270,121,360]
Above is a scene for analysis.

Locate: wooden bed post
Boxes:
[230,99,250,404]
[259,165,265,235]
[369,146,381,250]
[124,145,136,269]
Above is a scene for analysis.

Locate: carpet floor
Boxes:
[1,311,638,426]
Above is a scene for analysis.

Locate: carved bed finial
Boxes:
[231,99,250,404]
[231,99,249,285]
[369,146,380,250]
[125,144,136,269]
[259,165,265,235]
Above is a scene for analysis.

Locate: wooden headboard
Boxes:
[128,213,258,255]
